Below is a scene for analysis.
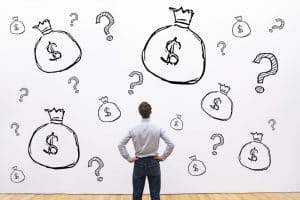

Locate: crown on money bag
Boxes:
[218,83,231,95]
[170,7,194,27]
[33,19,52,35]
[99,96,109,104]
[45,108,65,123]
[251,132,263,142]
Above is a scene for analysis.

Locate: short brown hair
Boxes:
[138,101,152,118]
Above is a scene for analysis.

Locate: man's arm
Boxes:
[159,129,175,160]
[118,131,136,162]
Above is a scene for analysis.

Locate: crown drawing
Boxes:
[170,7,194,26]
[33,19,52,35]
[251,132,263,142]
[218,83,231,95]
[45,108,65,122]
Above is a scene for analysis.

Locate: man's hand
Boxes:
[154,156,164,161]
[128,156,139,163]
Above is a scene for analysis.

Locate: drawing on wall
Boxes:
[188,155,206,176]
[69,13,78,27]
[10,122,20,136]
[268,119,276,131]
[232,16,251,38]
[28,108,80,169]
[10,166,25,183]
[10,16,25,35]
[238,132,271,171]
[88,157,104,182]
[210,133,224,155]
[217,41,226,56]
[269,18,285,33]
[201,83,233,121]
[170,114,183,131]
[253,53,278,94]
[142,7,206,84]
[96,12,114,41]
[98,96,121,122]
[33,19,82,73]
[68,76,80,93]
[128,71,143,95]
[19,88,29,102]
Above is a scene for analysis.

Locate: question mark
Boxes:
[19,88,29,102]
[88,157,104,182]
[217,41,226,56]
[10,122,20,136]
[96,12,114,41]
[253,53,278,94]
[269,18,285,33]
[68,76,79,93]
[69,13,78,27]
[268,119,276,131]
[128,71,144,95]
[210,133,224,155]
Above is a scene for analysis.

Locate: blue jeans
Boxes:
[133,156,161,200]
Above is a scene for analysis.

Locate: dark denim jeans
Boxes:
[133,156,161,200]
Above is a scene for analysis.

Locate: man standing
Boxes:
[118,101,175,200]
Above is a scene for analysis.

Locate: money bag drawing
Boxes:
[142,7,206,84]
[10,166,25,183]
[170,114,183,130]
[10,16,25,35]
[232,16,251,38]
[28,108,80,169]
[201,83,233,121]
[33,19,82,73]
[98,96,121,122]
[188,155,206,176]
[238,132,271,171]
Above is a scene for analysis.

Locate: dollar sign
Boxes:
[238,25,243,33]
[104,107,111,117]
[43,132,58,155]
[248,147,258,162]
[14,172,19,180]
[46,41,62,61]
[14,23,19,31]
[174,120,178,126]
[161,37,181,65]
[210,97,222,110]
[193,164,199,172]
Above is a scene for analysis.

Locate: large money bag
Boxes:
[28,108,80,169]
[142,7,206,84]
[188,155,206,176]
[98,96,121,122]
[33,19,82,73]
[201,83,233,121]
[238,132,271,171]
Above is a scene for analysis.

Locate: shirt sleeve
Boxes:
[118,131,132,161]
[160,128,175,160]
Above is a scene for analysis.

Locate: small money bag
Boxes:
[33,19,82,73]
[10,166,25,183]
[142,7,206,84]
[170,114,183,130]
[238,132,271,171]
[201,83,233,121]
[232,16,251,38]
[188,155,206,176]
[10,16,25,35]
[98,96,121,122]
[28,108,80,169]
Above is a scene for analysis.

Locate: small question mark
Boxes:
[96,12,114,41]
[128,71,143,95]
[268,119,276,131]
[210,133,224,155]
[69,13,78,27]
[253,53,278,93]
[88,157,104,182]
[19,88,29,102]
[68,76,79,93]
[10,122,20,136]
[217,41,226,56]
[269,18,285,33]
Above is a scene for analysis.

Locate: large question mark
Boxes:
[217,41,226,56]
[253,53,278,94]
[96,12,114,41]
[269,18,285,33]
[68,76,79,93]
[10,122,20,136]
[128,71,144,95]
[19,88,29,102]
[268,119,276,131]
[210,133,224,155]
[88,157,104,182]
[69,13,78,27]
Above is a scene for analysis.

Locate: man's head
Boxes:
[138,101,152,118]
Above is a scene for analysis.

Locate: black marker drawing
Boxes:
[33,19,82,73]
[19,88,29,102]
[10,16,25,35]
[210,133,224,155]
[238,132,271,171]
[201,83,233,121]
[188,155,206,176]
[217,41,226,56]
[10,166,25,183]
[98,96,121,122]
[128,71,143,95]
[253,53,278,94]
[96,12,114,41]
[28,108,80,169]
[268,119,276,131]
[68,76,79,93]
[142,7,206,84]
[88,157,104,182]
[69,13,78,27]
[269,18,285,33]
[10,122,20,136]
[170,114,183,131]
[232,16,251,38]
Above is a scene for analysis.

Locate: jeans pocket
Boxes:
[134,163,146,177]
[148,163,160,176]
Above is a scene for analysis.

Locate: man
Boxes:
[118,101,175,200]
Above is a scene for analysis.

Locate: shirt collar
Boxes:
[141,118,150,122]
